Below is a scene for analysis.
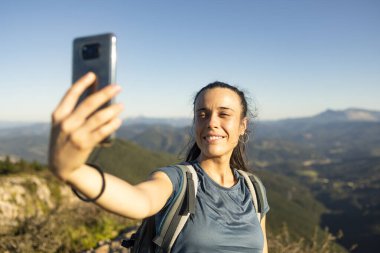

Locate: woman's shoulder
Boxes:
[153,161,199,192]
[152,163,194,210]
[152,165,182,186]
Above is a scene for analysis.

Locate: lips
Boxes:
[204,135,226,142]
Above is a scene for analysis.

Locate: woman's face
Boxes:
[194,87,247,161]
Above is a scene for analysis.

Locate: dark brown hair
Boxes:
[185,81,252,171]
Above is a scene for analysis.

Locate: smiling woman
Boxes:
[187,81,250,172]
[194,87,246,163]
[48,74,269,253]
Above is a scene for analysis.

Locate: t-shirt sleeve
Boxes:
[151,166,182,209]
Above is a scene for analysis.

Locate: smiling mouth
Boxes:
[204,135,225,141]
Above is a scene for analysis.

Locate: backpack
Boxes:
[121,163,266,253]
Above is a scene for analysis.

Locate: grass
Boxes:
[268,223,347,253]
[0,204,137,253]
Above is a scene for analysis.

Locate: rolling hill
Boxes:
[0,138,344,252]
[1,108,379,252]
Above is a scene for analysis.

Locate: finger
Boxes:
[69,116,122,151]
[90,117,123,146]
[78,103,124,133]
[75,84,121,119]
[62,85,121,133]
[52,72,97,123]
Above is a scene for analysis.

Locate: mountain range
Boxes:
[0,108,379,163]
[0,108,379,252]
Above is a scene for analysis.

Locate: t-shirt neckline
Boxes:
[192,161,241,191]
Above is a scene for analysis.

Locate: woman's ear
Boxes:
[240,117,248,135]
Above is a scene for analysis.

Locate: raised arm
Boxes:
[48,72,172,219]
[67,165,173,219]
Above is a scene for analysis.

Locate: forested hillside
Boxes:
[0,139,346,252]
[1,109,379,252]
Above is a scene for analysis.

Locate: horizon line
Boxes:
[0,107,379,124]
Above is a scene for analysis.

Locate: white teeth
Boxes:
[206,136,223,141]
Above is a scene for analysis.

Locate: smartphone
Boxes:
[72,33,117,145]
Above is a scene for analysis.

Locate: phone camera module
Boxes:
[82,43,100,60]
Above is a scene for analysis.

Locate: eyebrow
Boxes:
[195,107,235,112]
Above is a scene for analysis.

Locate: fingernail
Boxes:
[113,85,122,92]
[86,72,96,79]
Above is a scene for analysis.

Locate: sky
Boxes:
[1,0,379,122]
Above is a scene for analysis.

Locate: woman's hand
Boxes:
[47,73,173,219]
[48,72,124,181]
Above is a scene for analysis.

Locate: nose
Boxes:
[207,112,219,129]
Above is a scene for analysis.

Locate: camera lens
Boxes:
[82,43,100,60]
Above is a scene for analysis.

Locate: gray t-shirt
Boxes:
[155,162,270,253]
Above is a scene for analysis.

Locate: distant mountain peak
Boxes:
[316,108,380,122]
[344,108,380,121]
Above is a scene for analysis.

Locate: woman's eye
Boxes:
[197,112,206,118]
[220,112,230,117]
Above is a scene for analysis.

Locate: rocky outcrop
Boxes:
[0,172,138,252]
[0,173,78,234]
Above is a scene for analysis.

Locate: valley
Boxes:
[1,108,379,252]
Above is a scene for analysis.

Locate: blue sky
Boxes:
[1,0,379,122]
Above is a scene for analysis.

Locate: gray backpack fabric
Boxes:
[122,164,266,253]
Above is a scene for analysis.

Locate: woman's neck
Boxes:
[197,156,236,187]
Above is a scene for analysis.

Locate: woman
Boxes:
[49,72,269,252]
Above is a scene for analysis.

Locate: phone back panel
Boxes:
[72,33,117,145]
[72,33,117,106]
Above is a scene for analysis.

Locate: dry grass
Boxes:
[268,223,348,253]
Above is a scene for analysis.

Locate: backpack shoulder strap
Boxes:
[237,170,265,221]
[168,164,198,251]
[153,163,198,253]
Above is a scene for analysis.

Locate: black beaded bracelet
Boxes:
[71,163,106,202]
